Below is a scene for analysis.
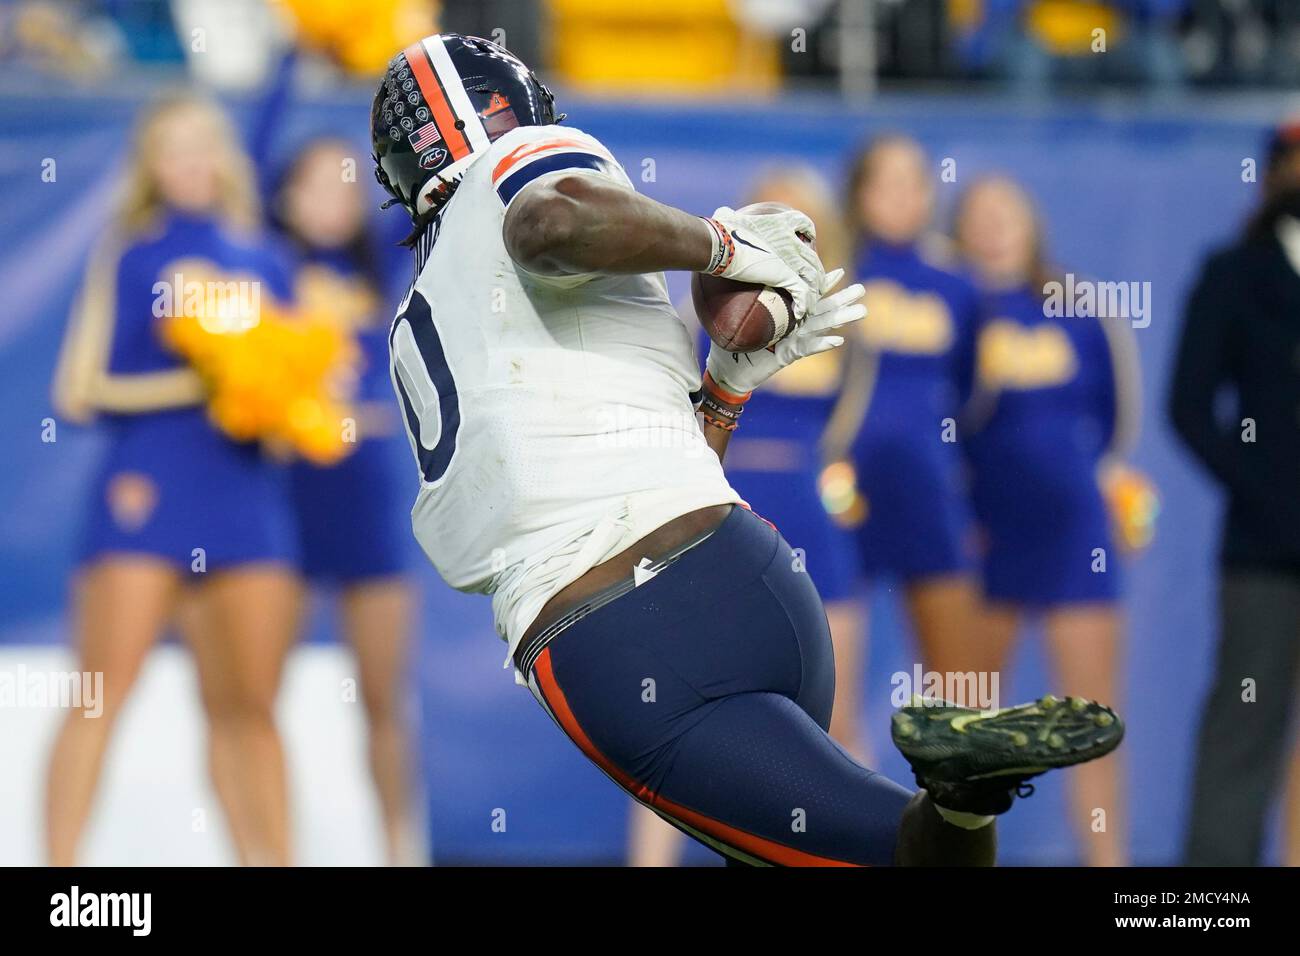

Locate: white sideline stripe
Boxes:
[422,37,491,155]
[0,644,387,865]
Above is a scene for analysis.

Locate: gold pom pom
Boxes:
[162,286,361,464]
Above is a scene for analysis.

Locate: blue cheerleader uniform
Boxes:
[77,212,299,572]
[286,254,411,584]
[827,240,980,581]
[242,48,412,585]
[706,337,858,603]
[965,284,1124,606]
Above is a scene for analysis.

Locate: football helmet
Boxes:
[371,33,562,221]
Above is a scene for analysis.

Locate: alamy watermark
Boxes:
[592,405,708,458]
[1043,273,1151,328]
[152,273,262,333]
[0,665,103,717]
[891,664,1000,711]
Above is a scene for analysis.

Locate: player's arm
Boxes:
[696,372,742,464]
[701,418,732,462]
[504,174,714,276]
[502,169,824,320]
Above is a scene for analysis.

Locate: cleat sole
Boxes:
[890,696,1124,784]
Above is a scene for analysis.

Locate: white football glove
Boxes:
[706,270,865,398]
[702,205,825,323]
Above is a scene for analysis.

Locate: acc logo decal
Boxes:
[419,148,447,169]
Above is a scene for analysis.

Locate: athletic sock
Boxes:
[932,803,996,830]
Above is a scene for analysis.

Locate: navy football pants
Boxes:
[525,505,913,865]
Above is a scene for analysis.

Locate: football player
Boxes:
[371,34,1124,866]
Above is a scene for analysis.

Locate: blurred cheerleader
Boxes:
[48,96,301,865]
[955,176,1142,866]
[268,136,423,866]
[242,47,424,864]
[628,165,865,866]
[823,135,983,687]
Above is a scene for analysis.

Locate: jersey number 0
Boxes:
[391,290,461,484]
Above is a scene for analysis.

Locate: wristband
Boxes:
[697,370,749,431]
[701,411,738,432]
[701,369,751,405]
[700,217,735,277]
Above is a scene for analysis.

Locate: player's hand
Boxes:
[705,270,866,397]
[703,205,824,322]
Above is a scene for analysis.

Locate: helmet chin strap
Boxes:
[394,169,465,247]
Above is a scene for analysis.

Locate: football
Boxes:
[691,201,813,353]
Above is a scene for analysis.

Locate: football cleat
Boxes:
[891,694,1125,816]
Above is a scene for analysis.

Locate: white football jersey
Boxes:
[389,123,741,675]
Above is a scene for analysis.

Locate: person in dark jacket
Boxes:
[1170,119,1300,866]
